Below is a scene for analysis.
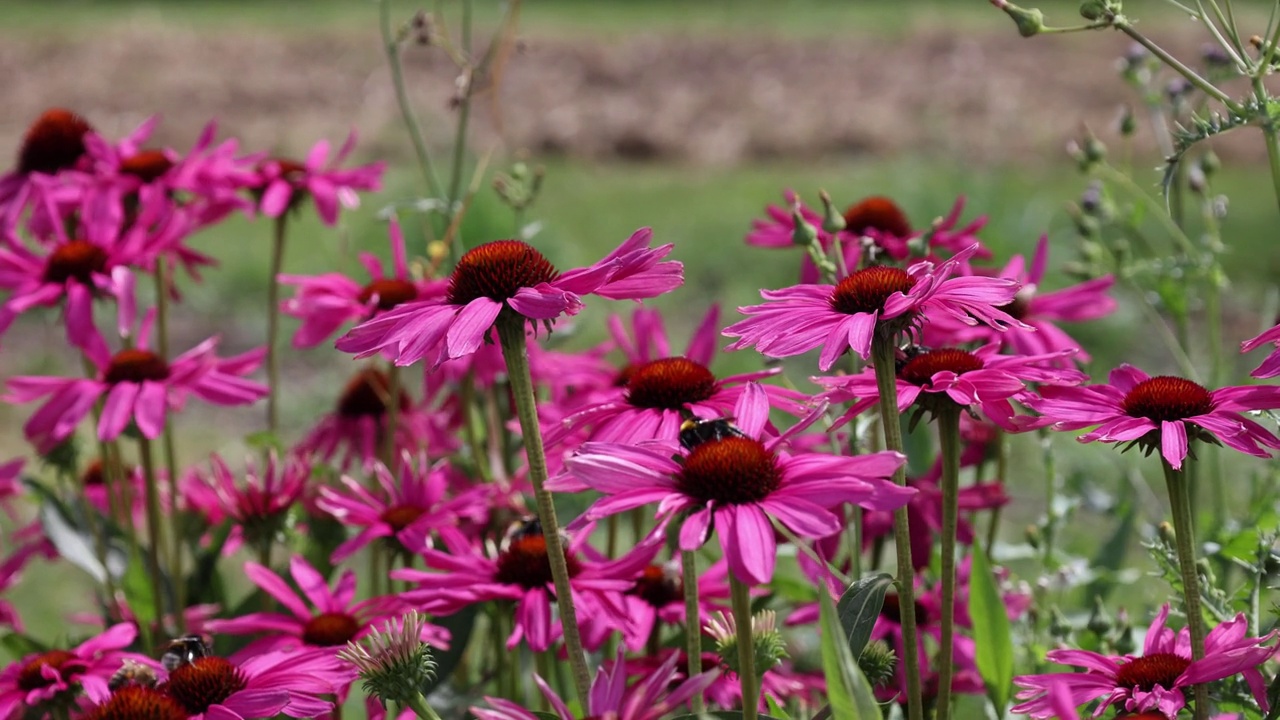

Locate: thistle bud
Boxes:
[1117,105,1137,136]
[338,611,438,708]
[790,202,819,248]
[1114,613,1136,655]
[819,190,846,234]
[1158,521,1177,547]
[706,610,789,679]
[1079,0,1106,21]
[1048,605,1073,639]
[1087,596,1112,635]
[858,640,898,688]
[991,0,1047,38]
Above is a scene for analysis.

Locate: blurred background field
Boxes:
[1,0,1277,648]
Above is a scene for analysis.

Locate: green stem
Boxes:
[495,315,591,703]
[1114,20,1244,114]
[265,214,287,436]
[1040,429,1060,569]
[404,692,445,720]
[935,404,963,720]
[137,436,168,636]
[1252,77,1280,216]
[151,267,186,632]
[869,333,924,720]
[379,0,444,201]
[728,574,759,720]
[1162,460,1209,720]
[681,548,706,715]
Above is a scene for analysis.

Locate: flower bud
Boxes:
[1158,521,1177,546]
[1079,0,1106,21]
[1086,596,1112,635]
[1025,524,1042,550]
[791,202,819,248]
[858,640,897,688]
[707,610,788,680]
[991,0,1047,37]
[1048,605,1073,639]
[1117,105,1137,136]
[819,190,847,234]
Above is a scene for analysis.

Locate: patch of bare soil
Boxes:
[0,21,1257,168]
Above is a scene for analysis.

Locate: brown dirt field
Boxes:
[0,20,1263,167]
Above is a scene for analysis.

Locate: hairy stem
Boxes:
[681,548,706,714]
[151,266,186,631]
[728,574,759,720]
[1162,460,1209,720]
[137,436,168,636]
[1115,20,1244,114]
[869,333,924,720]
[935,403,963,720]
[495,315,591,702]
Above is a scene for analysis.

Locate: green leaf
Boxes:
[38,503,110,584]
[120,554,159,628]
[819,577,881,720]
[969,548,1014,713]
[765,694,790,720]
[836,572,893,660]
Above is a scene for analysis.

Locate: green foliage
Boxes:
[835,572,893,661]
[819,579,881,720]
[969,548,1014,713]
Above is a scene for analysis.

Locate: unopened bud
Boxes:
[858,640,897,688]
[1080,0,1107,21]
[1196,557,1215,585]
[791,202,819,248]
[1048,606,1072,639]
[819,190,846,234]
[1025,524,1042,550]
[1087,596,1112,635]
[1118,105,1137,136]
[991,0,1047,38]
[1114,614,1136,654]
[1158,521,1177,546]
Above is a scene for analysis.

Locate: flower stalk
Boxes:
[495,314,591,702]
[934,402,963,720]
[681,548,706,715]
[728,574,759,720]
[1162,459,1209,720]
[265,214,288,435]
[137,435,168,636]
[869,332,924,720]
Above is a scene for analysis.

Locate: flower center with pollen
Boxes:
[17,649,83,691]
[843,196,912,238]
[1114,652,1191,692]
[163,656,248,714]
[631,565,682,608]
[302,611,361,646]
[677,436,782,505]
[899,349,984,386]
[43,240,109,285]
[82,686,188,720]
[1121,376,1214,423]
[337,368,407,418]
[445,240,559,306]
[829,266,917,316]
[120,150,175,183]
[103,349,171,385]
[493,534,582,589]
[380,504,425,532]
[18,108,93,175]
[358,278,418,312]
[624,357,718,409]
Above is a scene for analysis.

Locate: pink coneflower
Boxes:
[0,109,95,230]
[1012,604,1276,718]
[1241,321,1280,379]
[812,343,1085,431]
[1023,364,1280,470]
[296,366,459,470]
[393,524,663,652]
[472,648,718,720]
[4,294,268,453]
[335,228,683,368]
[556,383,913,585]
[280,218,447,348]
[924,235,1116,364]
[315,452,489,563]
[206,555,449,660]
[157,648,352,719]
[545,305,806,448]
[181,452,310,555]
[0,622,150,718]
[723,244,1025,370]
[256,132,385,226]
[746,192,989,281]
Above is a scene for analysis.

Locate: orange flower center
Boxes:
[301,611,361,647]
[898,349,984,386]
[494,534,582,589]
[103,349,171,385]
[843,196,912,238]
[18,108,93,175]
[677,436,782,505]
[120,150,174,183]
[336,368,407,418]
[380,504,426,532]
[17,649,83,691]
[162,656,248,714]
[358,278,418,312]
[81,686,187,720]
[44,240,109,285]
[1121,376,1214,423]
[1114,652,1191,692]
[631,564,682,608]
[624,357,718,409]
[829,266,916,316]
[446,240,559,305]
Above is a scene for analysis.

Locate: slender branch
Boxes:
[1114,20,1244,114]
[379,0,444,201]
[495,315,592,702]
[151,266,185,631]
[869,333,924,720]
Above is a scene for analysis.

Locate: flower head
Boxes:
[1241,321,1280,379]
[257,132,385,225]
[0,623,148,718]
[556,383,912,584]
[335,228,682,369]
[157,649,350,719]
[724,244,1026,369]
[1012,605,1276,718]
[338,610,439,708]
[181,452,309,555]
[1024,364,1280,469]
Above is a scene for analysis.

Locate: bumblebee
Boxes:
[161,634,212,673]
[678,417,747,451]
[108,659,158,691]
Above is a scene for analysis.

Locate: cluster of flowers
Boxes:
[0,107,1277,720]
